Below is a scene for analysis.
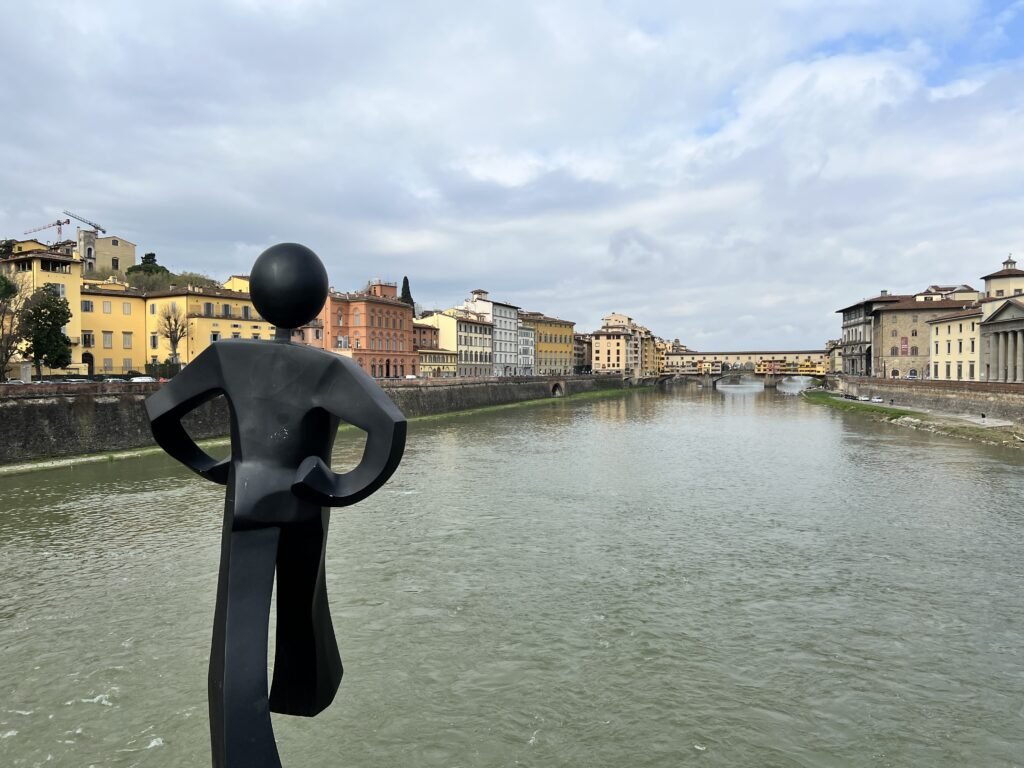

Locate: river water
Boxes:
[1,383,1023,767]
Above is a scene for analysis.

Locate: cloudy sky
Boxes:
[3,0,1023,349]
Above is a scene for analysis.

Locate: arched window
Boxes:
[911,329,918,337]
[353,309,361,326]
[910,346,918,356]
[891,330,897,337]
[890,346,898,356]
[337,311,343,327]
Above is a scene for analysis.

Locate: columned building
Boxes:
[978,256,1024,382]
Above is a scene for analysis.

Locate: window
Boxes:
[150,304,155,315]
[82,300,94,312]
[102,331,113,349]
[150,334,158,349]
[970,339,975,353]
[111,258,119,271]
[890,346,898,356]
[891,330,897,337]
[101,300,112,314]
[354,310,361,326]
[969,362,975,379]
[934,363,939,378]
[122,332,132,349]
[958,340,962,353]
[935,342,939,353]
[210,332,221,343]
[232,332,241,339]
[945,362,951,379]
[910,346,918,356]
[252,333,260,340]
[911,329,917,337]
[204,302,214,317]
[243,305,252,320]
[111,239,119,246]
[123,302,132,315]
[223,304,231,318]
[103,358,113,372]
[947,341,951,353]
[996,290,1004,297]
[82,332,95,348]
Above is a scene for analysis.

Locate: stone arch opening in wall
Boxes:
[891,369,900,378]
[385,358,392,378]
[909,368,918,378]
[82,352,95,377]
[551,382,564,397]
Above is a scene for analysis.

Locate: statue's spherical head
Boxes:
[249,243,329,330]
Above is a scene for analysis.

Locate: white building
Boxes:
[518,324,535,376]
[463,289,520,376]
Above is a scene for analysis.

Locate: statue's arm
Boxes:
[291,358,406,507]
[144,349,231,484]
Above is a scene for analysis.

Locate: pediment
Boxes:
[983,298,1024,325]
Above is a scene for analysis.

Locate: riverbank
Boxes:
[803,389,1024,450]
[0,382,631,476]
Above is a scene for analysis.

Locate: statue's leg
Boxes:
[269,510,343,717]
[209,520,282,768]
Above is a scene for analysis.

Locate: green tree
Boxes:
[0,274,27,379]
[21,285,72,378]
[0,239,15,260]
[174,271,220,289]
[400,275,414,307]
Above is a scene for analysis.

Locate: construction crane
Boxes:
[24,218,71,240]
[63,210,106,234]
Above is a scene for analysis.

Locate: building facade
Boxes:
[521,311,575,375]
[79,281,147,375]
[463,289,520,376]
[573,333,592,374]
[518,324,535,376]
[927,309,982,381]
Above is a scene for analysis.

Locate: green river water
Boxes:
[1,383,1022,767]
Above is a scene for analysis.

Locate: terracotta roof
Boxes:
[980,268,1024,280]
[146,286,253,300]
[81,285,145,297]
[328,291,413,309]
[925,307,983,322]
[872,298,975,312]
[519,311,574,325]
[835,294,908,313]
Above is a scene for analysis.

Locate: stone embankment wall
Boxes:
[0,375,624,464]
[835,376,1024,423]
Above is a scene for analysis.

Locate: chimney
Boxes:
[880,290,888,296]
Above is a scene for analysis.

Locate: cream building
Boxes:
[463,289,519,376]
[927,309,982,381]
[76,229,137,274]
[666,350,827,375]
[418,309,493,377]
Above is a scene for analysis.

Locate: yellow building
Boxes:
[2,243,84,375]
[76,230,137,274]
[927,308,982,381]
[418,309,493,377]
[79,280,147,375]
[223,275,251,292]
[667,350,827,375]
[418,348,457,378]
[520,311,575,375]
[145,285,272,366]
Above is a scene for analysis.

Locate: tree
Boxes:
[21,285,72,378]
[159,303,187,364]
[175,271,220,289]
[0,274,27,379]
[400,276,414,307]
[0,239,15,260]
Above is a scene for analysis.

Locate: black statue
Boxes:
[145,243,406,767]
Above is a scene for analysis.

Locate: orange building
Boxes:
[314,279,417,379]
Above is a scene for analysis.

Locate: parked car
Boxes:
[870,396,885,403]
[103,377,126,383]
[129,376,157,383]
[63,378,89,384]
[857,395,871,402]
[404,374,417,379]
[1,379,25,385]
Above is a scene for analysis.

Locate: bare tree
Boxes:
[159,303,187,364]
[0,274,27,379]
